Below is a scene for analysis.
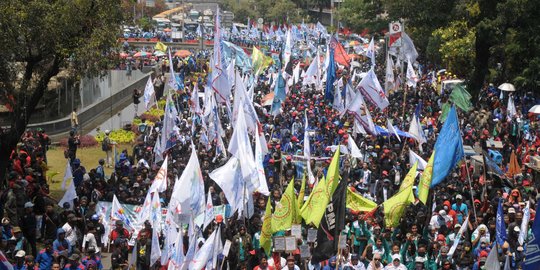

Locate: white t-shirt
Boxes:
[83,232,100,253]
[62,223,78,246]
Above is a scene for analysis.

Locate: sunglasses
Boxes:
[374,258,381,261]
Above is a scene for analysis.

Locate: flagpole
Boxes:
[455,113,479,222]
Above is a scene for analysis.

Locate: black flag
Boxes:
[312,178,347,263]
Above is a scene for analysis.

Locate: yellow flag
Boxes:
[271,178,297,232]
[155,42,168,53]
[325,147,341,198]
[260,198,273,254]
[346,187,377,212]
[383,184,414,228]
[252,46,273,75]
[399,162,418,192]
[418,152,435,204]
[300,176,329,228]
[295,175,306,223]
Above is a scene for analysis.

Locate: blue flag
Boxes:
[325,47,336,103]
[523,201,540,269]
[496,198,507,246]
[270,71,286,116]
[431,106,464,187]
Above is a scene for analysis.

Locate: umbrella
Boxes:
[174,50,191,58]
[154,51,166,57]
[498,83,516,92]
[529,104,540,114]
[133,51,149,58]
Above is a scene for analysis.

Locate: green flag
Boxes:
[449,84,472,112]
[271,178,297,232]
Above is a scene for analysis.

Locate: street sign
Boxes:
[389,21,402,47]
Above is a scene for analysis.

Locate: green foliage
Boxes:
[223,0,306,24]
[336,0,386,33]
[95,129,136,144]
[138,17,156,32]
[432,21,476,78]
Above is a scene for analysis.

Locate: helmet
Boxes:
[105,130,110,135]
[91,214,99,221]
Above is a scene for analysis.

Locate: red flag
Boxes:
[330,36,350,68]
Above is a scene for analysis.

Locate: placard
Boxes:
[285,236,297,252]
[274,237,286,252]
[299,245,311,258]
[338,234,347,249]
[222,240,232,256]
[307,229,317,242]
[291,224,302,239]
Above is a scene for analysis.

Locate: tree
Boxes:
[336,0,386,34]
[0,0,123,184]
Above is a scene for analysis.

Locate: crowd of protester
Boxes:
[1,31,540,270]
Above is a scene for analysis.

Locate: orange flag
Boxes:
[507,150,520,177]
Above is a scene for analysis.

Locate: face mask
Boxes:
[418,252,426,257]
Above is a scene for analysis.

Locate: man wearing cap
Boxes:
[20,201,37,257]
[12,226,31,256]
[452,194,468,224]
[344,254,366,270]
[36,239,54,270]
[282,256,300,270]
[110,220,130,245]
[64,254,85,270]
[383,254,406,270]
[13,250,26,270]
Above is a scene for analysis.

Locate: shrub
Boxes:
[95,129,136,144]
[59,135,98,148]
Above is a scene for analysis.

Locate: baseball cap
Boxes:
[15,250,26,258]
[24,202,34,208]
[392,254,401,261]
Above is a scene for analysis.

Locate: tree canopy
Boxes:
[0,0,123,183]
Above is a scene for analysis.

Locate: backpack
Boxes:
[101,137,110,151]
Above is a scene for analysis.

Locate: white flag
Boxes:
[137,192,152,225]
[254,131,270,196]
[519,201,530,245]
[189,227,219,270]
[61,160,72,191]
[348,135,363,159]
[167,49,180,90]
[485,243,500,270]
[151,192,162,232]
[209,158,244,214]
[387,119,401,142]
[111,195,134,230]
[385,53,395,92]
[409,149,427,170]
[366,37,376,67]
[293,62,301,84]
[408,114,427,146]
[448,215,469,258]
[203,192,214,230]
[347,91,377,135]
[507,96,517,119]
[228,106,258,184]
[303,112,316,185]
[332,78,345,114]
[169,146,205,218]
[161,220,178,266]
[150,226,162,267]
[144,76,155,109]
[406,58,419,88]
[356,68,389,110]
[149,155,168,193]
[58,181,78,209]
[168,224,184,270]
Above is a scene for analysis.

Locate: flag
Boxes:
[312,178,347,263]
[128,240,137,270]
[167,49,180,90]
[58,181,78,209]
[408,113,427,146]
[523,201,540,270]
[137,193,152,225]
[169,146,205,218]
[296,175,306,223]
[496,198,507,246]
[507,150,520,177]
[151,192,162,232]
[252,46,273,75]
[383,184,414,227]
[189,226,219,270]
[304,112,316,185]
[159,87,179,155]
[150,227,161,267]
[395,32,418,63]
[0,251,13,270]
[485,243,500,270]
[356,69,389,110]
[326,146,341,196]
[149,156,168,193]
[260,198,273,255]
[504,255,511,270]
[283,30,293,70]
[406,58,418,88]
[347,91,377,135]
[144,76,156,110]
[399,162,418,192]
[209,157,244,215]
[203,192,214,230]
[346,187,377,212]
[366,38,375,67]
[228,106,257,182]
[303,51,322,87]
[418,152,435,204]
[387,119,401,142]
[168,224,184,270]
[385,53,395,92]
[483,150,505,176]
[507,96,517,119]
[300,176,329,228]
[254,131,270,196]
[61,160,72,190]
[431,106,464,187]
[409,150,427,170]
[447,214,469,257]
[161,219,178,266]
[347,135,363,159]
[449,84,472,112]
[439,102,451,122]
[155,42,168,53]
[332,78,345,114]
[519,201,530,245]
[111,195,133,230]
[271,178,297,232]
[324,46,336,103]
[270,71,286,116]
[329,35,350,68]
[211,9,232,104]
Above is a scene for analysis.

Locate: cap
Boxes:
[91,214,99,221]
[514,226,520,232]
[12,227,21,233]
[415,256,426,263]
[456,194,463,200]
[115,220,123,226]
[216,214,223,223]
[287,256,295,262]
[455,223,462,228]
[508,208,516,214]
[392,254,401,261]
[2,217,10,224]
[24,202,34,208]
[15,250,26,258]
[439,210,447,216]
